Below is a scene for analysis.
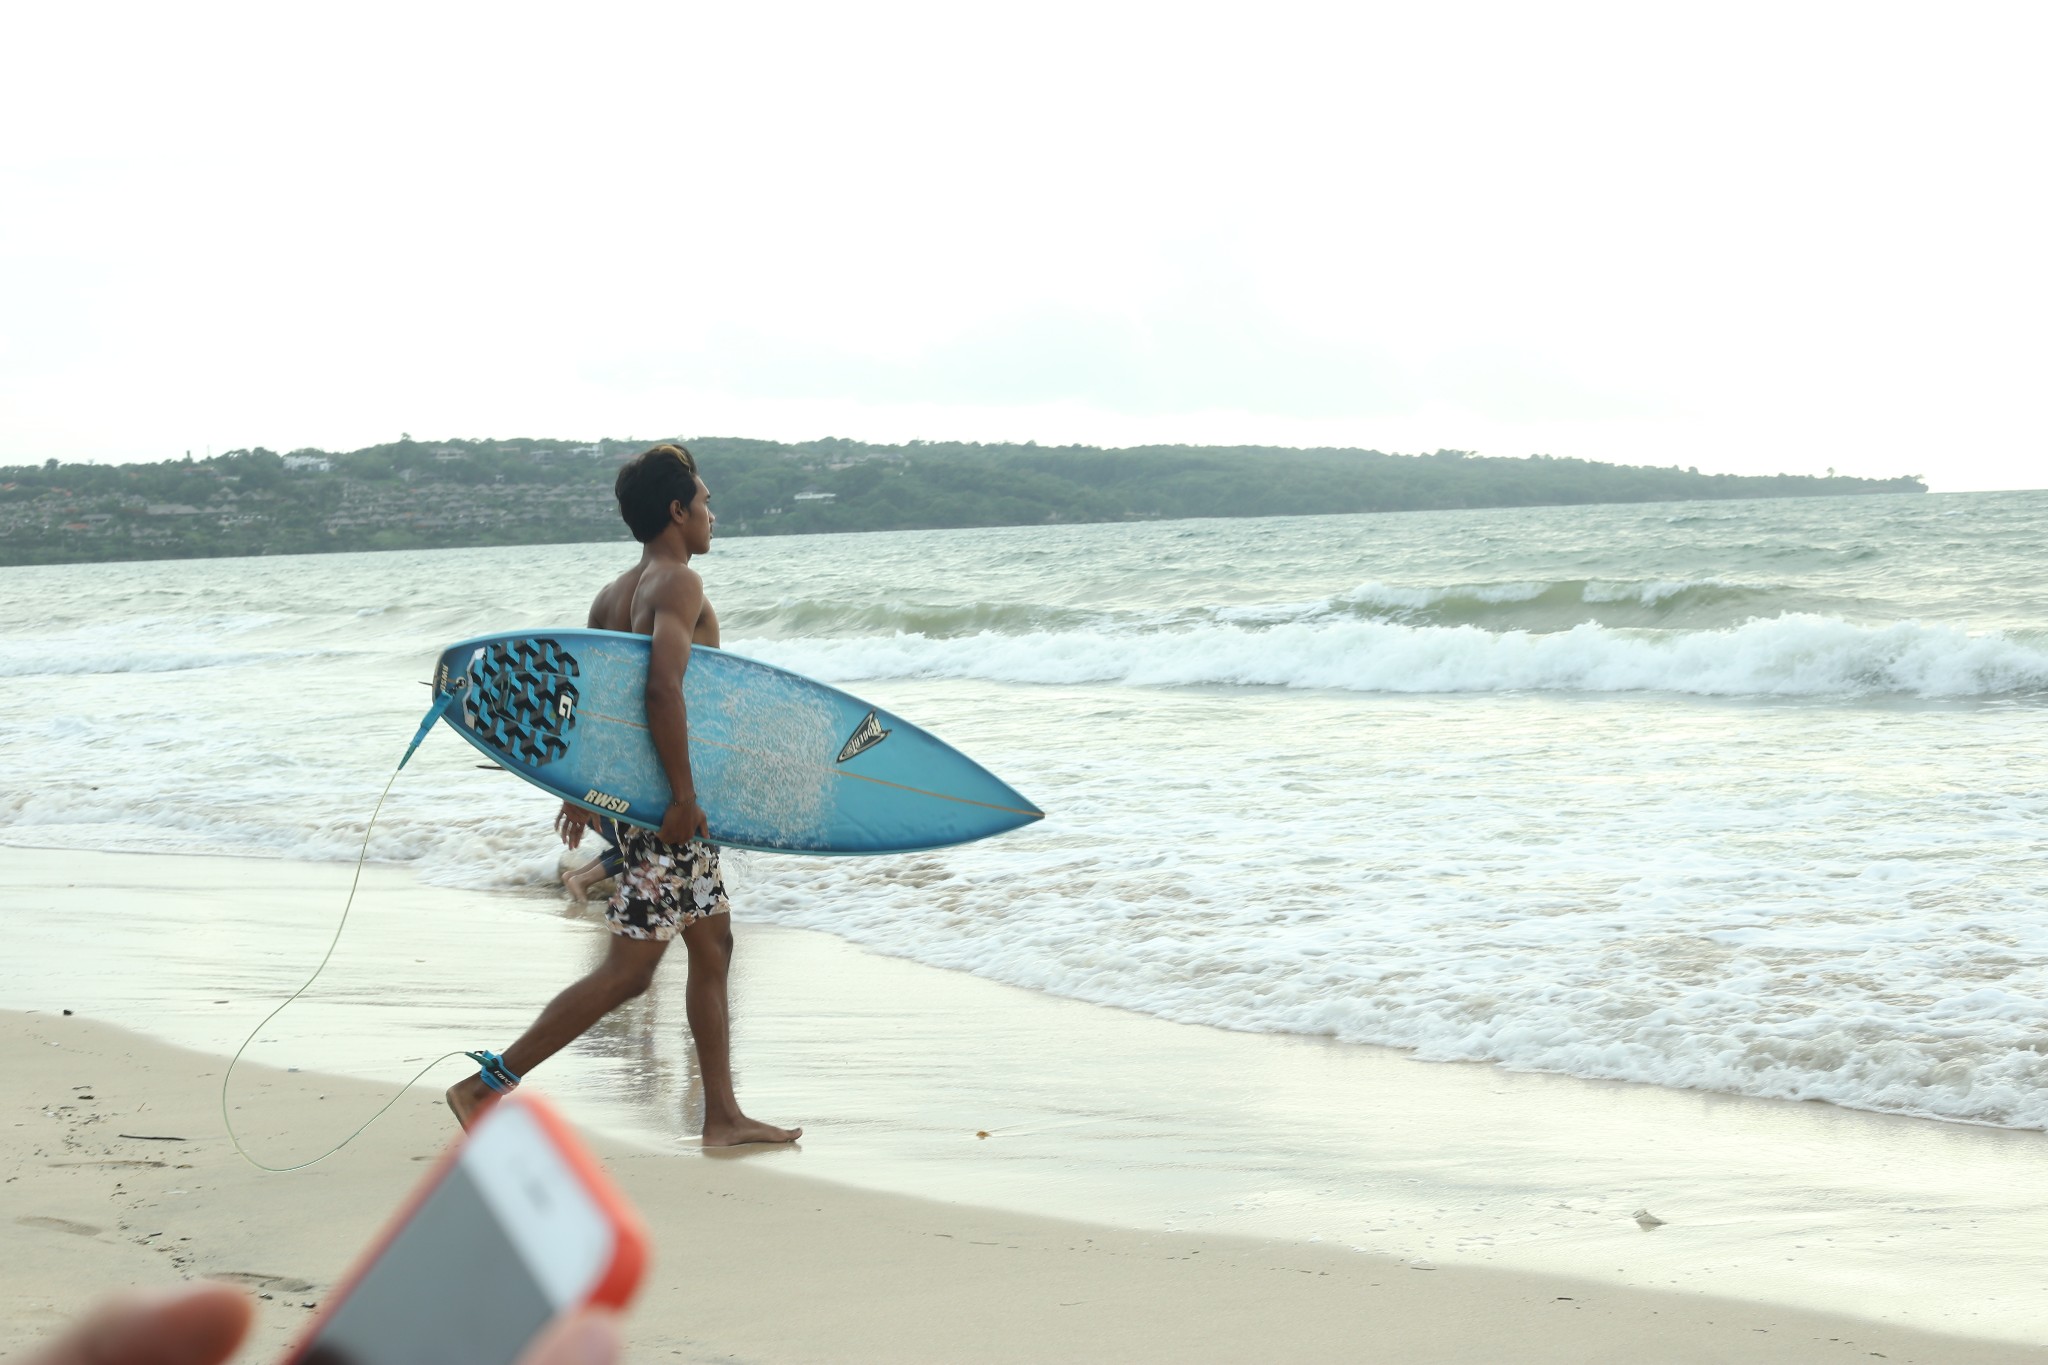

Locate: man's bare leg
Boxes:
[560,855,608,903]
[682,914,801,1147]
[445,936,669,1128]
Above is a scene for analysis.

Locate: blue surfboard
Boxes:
[430,630,1042,855]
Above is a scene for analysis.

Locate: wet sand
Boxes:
[3,845,2047,1356]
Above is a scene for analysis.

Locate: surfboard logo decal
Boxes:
[836,710,891,763]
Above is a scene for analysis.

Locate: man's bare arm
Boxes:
[645,566,709,843]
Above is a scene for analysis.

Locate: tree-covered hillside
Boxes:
[0,435,1925,566]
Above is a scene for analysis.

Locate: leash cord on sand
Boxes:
[222,692,467,1172]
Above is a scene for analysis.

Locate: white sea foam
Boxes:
[735,614,2048,699]
[736,756,2048,1132]
[0,646,322,677]
[0,615,328,677]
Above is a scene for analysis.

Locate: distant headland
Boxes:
[0,436,1926,567]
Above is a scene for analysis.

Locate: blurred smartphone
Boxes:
[284,1093,648,1365]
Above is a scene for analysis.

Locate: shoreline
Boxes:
[9,1008,2043,1363]
[4,845,2048,1350]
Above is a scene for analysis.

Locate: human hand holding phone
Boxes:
[21,1287,620,1365]
[26,1095,645,1365]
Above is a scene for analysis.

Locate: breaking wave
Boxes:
[720,576,1844,643]
[735,614,2048,699]
[1327,576,1791,630]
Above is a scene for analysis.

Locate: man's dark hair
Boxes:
[614,443,700,542]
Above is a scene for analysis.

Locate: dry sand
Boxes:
[6,1009,2043,1364]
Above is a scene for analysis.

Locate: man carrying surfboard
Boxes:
[445,444,801,1147]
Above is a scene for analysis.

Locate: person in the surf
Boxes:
[444,443,801,1147]
[557,815,624,904]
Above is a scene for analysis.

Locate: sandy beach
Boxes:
[10,1007,2046,1364]
[3,845,2047,1360]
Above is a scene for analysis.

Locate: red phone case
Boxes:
[281,1093,649,1362]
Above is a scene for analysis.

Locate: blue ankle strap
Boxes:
[466,1050,522,1093]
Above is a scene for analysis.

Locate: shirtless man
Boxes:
[445,444,801,1147]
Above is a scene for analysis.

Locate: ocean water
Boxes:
[4,491,2047,1128]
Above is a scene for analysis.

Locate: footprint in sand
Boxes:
[17,1215,102,1237]
[213,1272,318,1294]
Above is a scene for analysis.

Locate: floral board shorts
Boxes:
[605,827,730,940]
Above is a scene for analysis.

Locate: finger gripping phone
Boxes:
[287,1094,648,1365]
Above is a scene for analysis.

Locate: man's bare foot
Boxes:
[444,1075,502,1130]
[702,1115,802,1147]
[560,864,598,902]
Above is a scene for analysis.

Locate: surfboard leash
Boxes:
[220,688,477,1172]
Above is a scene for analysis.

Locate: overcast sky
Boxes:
[3,2,2042,490]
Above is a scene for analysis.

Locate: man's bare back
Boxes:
[588,559,722,647]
